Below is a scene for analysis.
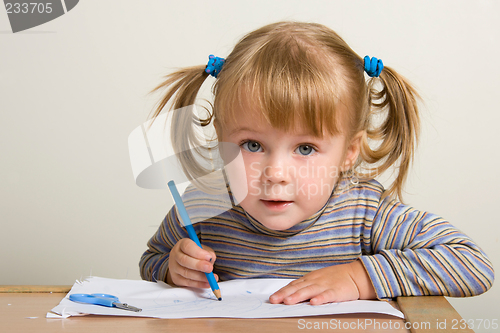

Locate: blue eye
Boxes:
[296,145,315,156]
[242,141,262,152]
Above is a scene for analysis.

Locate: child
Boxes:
[139,21,494,305]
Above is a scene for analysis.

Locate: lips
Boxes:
[261,199,293,211]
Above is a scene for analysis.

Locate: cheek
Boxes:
[243,156,263,195]
[294,164,340,200]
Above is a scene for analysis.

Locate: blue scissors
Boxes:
[69,293,142,312]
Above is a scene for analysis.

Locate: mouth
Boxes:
[261,199,294,211]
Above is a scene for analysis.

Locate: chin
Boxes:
[259,219,297,231]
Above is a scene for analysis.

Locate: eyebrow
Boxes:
[228,127,259,136]
[229,126,320,139]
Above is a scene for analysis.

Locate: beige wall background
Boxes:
[0,0,498,329]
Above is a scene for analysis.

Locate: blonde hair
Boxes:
[150,21,420,200]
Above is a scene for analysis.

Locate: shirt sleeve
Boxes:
[139,207,189,282]
[359,197,494,299]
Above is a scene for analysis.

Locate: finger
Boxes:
[269,280,308,304]
[179,239,213,262]
[309,289,338,306]
[171,273,211,289]
[171,266,220,288]
[285,278,305,287]
[170,255,220,286]
[175,250,214,274]
[170,257,212,282]
[201,244,217,262]
[170,265,219,282]
[282,284,324,305]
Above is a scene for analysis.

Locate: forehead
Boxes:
[222,103,332,141]
[218,87,348,140]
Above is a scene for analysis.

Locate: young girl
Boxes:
[139,21,494,305]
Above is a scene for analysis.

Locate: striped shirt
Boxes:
[139,178,494,299]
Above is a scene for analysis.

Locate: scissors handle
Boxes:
[69,293,118,307]
[69,293,142,312]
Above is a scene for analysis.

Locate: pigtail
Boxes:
[358,66,420,201]
[150,65,210,119]
[149,66,219,192]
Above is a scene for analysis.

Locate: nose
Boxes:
[261,154,290,184]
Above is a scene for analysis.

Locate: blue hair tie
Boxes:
[364,56,383,77]
[205,55,225,78]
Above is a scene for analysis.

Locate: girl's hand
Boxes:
[167,238,219,288]
[269,260,376,305]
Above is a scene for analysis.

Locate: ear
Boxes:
[341,131,364,171]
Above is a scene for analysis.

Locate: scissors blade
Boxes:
[113,302,142,312]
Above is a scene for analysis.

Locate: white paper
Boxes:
[48,277,403,319]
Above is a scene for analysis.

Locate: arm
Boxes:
[360,197,494,299]
[139,207,218,286]
[270,195,494,305]
[139,207,184,282]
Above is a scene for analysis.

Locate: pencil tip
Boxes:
[213,289,222,300]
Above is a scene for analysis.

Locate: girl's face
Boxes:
[219,102,361,231]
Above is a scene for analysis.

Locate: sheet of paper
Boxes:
[48,277,403,319]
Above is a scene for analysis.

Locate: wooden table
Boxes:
[0,286,473,333]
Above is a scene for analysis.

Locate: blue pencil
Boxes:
[167,180,222,301]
